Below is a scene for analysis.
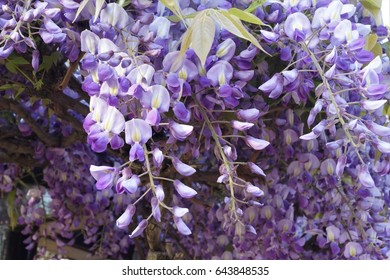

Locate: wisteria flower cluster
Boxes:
[0,0,389,260]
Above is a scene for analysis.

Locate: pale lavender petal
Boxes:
[141,85,170,112]
[284,12,311,41]
[150,16,170,39]
[245,136,270,150]
[128,64,155,85]
[326,139,343,150]
[361,100,387,111]
[173,180,197,198]
[102,106,125,134]
[172,206,189,218]
[223,145,237,160]
[334,20,357,44]
[145,108,161,125]
[153,148,164,167]
[375,139,390,154]
[320,158,336,176]
[60,0,79,9]
[173,102,191,123]
[325,46,337,64]
[151,197,161,222]
[259,73,280,93]
[129,142,145,162]
[96,173,114,190]
[284,129,299,145]
[344,242,363,258]
[216,38,236,61]
[129,219,148,238]
[44,18,62,33]
[260,30,279,43]
[173,217,191,235]
[282,69,298,84]
[122,175,140,193]
[335,154,347,177]
[80,30,100,54]
[169,121,193,141]
[365,120,390,137]
[100,3,131,29]
[32,50,39,72]
[231,120,254,131]
[110,134,124,150]
[90,165,115,181]
[247,162,266,176]
[125,118,152,145]
[237,108,260,122]
[245,183,264,197]
[207,61,233,86]
[357,165,375,188]
[326,225,340,242]
[246,225,257,235]
[173,158,196,176]
[98,38,119,54]
[155,184,165,201]
[116,204,136,229]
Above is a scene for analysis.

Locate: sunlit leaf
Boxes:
[171,25,193,72]
[371,43,382,57]
[159,0,186,23]
[245,0,266,13]
[118,0,131,7]
[167,12,197,23]
[364,33,378,51]
[191,11,215,66]
[364,33,382,57]
[94,0,105,22]
[359,0,382,24]
[73,0,90,23]
[228,7,268,26]
[212,10,269,55]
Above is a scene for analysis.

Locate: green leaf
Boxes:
[73,0,90,23]
[118,0,131,7]
[159,0,186,23]
[38,52,61,72]
[0,84,20,91]
[7,190,18,230]
[364,33,382,57]
[171,25,193,72]
[245,0,266,13]
[359,0,382,24]
[167,12,197,23]
[212,10,270,55]
[94,0,105,22]
[364,33,378,51]
[15,86,25,99]
[228,8,268,26]
[5,61,18,74]
[191,11,216,66]
[7,54,29,65]
[371,43,382,58]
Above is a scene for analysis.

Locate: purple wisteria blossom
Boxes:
[125,119,152,161]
